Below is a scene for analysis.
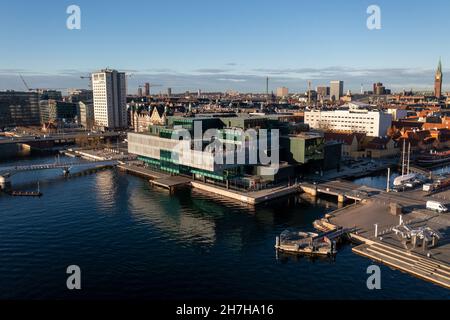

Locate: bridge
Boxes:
[0,132,124,147]
[0,160,119,191]
[300,180,380,203]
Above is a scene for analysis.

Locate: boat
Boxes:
[393,173,417,187]
[416,150,450,166]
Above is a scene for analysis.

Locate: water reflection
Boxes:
[128,185,217,246]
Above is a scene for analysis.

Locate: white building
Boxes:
[305,103,392,137]
[92,69,127,130]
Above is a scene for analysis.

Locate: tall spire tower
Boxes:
[435,58,443,98]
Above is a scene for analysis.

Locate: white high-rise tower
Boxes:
[92,69,127,130]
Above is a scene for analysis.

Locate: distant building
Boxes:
[330,81,344,101]
[144,83,150,96]
[39,90,63,101]
[373,82,386,95]
[316,86,330,98]
[91,69,128,130]
[40,100,78,123]
[435,58,443,98]
[276,87,289,97]
[137,88,143,97]
[0,91,40,128]
[167,88,172,97]
[68,89,93,103]
[387,108,408,121]
[305,102,392,137]
[77,101,95,130]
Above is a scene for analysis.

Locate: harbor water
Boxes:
[0,156,448,299]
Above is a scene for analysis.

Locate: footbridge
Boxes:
[0,160,118,191]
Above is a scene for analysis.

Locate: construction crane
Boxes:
[19,74,31,91]
[19,74,67,92]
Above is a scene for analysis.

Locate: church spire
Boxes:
[435,57,443,98]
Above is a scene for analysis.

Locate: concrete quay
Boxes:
[321,187,450,289]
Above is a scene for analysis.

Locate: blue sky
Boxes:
[0,0,449,93]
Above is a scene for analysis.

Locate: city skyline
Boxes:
[0,0,449,93]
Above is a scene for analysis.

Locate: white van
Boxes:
[426,201,448,213]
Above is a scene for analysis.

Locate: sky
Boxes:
[0,0,449,94]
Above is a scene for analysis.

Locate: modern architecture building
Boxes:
[39,100,78,123]
[91,69,127,130]
[305,102,392,137]
[0,91,40,128]
[330,81,344,101]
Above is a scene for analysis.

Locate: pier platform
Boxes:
[118,163,190,191]
[325,193,450,289]
[191,181,300,205]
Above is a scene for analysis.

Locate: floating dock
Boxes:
[9,190,42,197]
[275,227,354,256]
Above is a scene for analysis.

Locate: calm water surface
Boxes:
[0,156,448,299]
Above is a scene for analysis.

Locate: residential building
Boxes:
[92,69,127,130]
[324,132,365,158]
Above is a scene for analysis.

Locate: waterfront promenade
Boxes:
[323,188,450,289]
